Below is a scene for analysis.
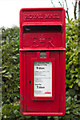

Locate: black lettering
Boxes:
[39,67,44,69]
[39,87,45,88]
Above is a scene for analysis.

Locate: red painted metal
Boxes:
[20,8,66,116]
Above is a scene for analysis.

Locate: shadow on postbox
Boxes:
[19,8,66,116]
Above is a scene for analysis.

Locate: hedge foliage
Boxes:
[1,19,80,120]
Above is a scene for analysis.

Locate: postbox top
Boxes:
[20,8,66,51]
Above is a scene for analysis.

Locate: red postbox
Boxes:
[19,8,66,116]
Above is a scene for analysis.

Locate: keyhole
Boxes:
[29,80,31,84]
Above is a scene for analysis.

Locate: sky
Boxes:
[0,0,77,28]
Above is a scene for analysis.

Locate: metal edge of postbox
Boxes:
[19,7,66,116]
[22,112,65,116]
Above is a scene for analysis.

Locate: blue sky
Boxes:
[0,0,77,28]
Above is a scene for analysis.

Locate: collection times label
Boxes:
[34,62,52,97]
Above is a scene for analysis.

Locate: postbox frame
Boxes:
[31,53,55,101]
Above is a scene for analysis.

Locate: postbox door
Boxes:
[23,51,60,112]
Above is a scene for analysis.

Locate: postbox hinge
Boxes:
[26,105,27,112]
[20,94,23,100]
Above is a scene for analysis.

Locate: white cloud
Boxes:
[0,0,52,28]
[0,0,74,28]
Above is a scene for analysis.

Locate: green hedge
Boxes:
[64,19,80,120]
[2,19,80,120]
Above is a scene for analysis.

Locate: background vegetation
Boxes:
[1,18,80,120]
